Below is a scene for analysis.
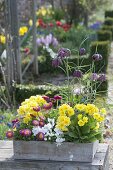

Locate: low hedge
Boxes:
[90,41,110,73]
[105,10,113,18]
[15,84,61,104]
[15,83,107,104]
[104,17,113,26]
[102,25,113,39]
[97,30,112,41]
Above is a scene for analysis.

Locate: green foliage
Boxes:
[105,10,113,18]
[0,110,16,140]
[97,30,112,41]
[53,9,65,21]
[104,17,113,26]
[90,41,110,73]
[56,26,96,52]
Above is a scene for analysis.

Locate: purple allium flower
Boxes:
[43,102,53,110]
[36,132,45,141]
[33,106,41,112]
[91,73,98,81]
[32,120,39,126]
[73,70,83,78]
[92,53,103,61]
[79,48,86,56]
[58,48,71,58]
[98,74,106,82]
[23,129,32,137]
[6,131,14,139]
[52,58,61,67]
[54,95,62,100]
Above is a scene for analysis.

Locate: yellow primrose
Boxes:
[23,115,31,124]
[78,120,85,127]
[77,114,83,120]
[93,112,100,120]
[94,122,100,130]
[59,104,70,115]
[85,104,99,115]
[0,35,6,44]
[17,106,25,115]
[98,116,105,122]
[82,116,88,123]
[74,104,86,112]
[66,107,74,117]
[100,108,106,115]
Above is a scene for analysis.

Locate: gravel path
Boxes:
[106,42,113,170]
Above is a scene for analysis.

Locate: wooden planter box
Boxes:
[13,140,99,163]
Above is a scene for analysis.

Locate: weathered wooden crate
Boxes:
[13,140,99,162]
[0,141,109,170]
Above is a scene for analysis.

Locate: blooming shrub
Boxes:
[6,95,106,144]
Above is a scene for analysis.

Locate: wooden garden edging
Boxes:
[0,141,109,170]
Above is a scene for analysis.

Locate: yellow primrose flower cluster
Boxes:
[17,95,47,124]
[19,26,28,36]
[56,115,71,131]
[75,104,106,127]
[0,35,6,44]
[59,104,74,117]
[36,6,54,17]
[78,114,88,126]
[56,104,74,131]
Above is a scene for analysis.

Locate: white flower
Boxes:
[54,128,63,135]
[48,118,55,127]
[56,137,65,146]
[32,126,46,136]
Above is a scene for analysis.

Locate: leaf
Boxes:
[81,125,90,135]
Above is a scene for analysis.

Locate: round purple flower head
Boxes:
[98,74,106,82]
[73,70,83,78]
[52,58,61,67]
[91,73,98,81]
[58,48,71,59]
[79,48,86,56]
[92,53,103,61]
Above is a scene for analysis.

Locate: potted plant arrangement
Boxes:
[6,47,106,162]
